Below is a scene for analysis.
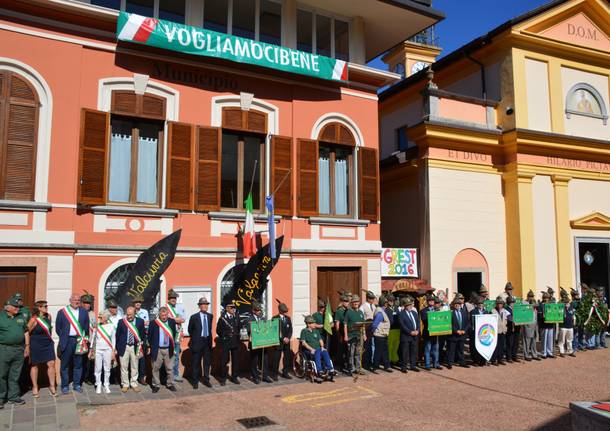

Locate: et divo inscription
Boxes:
[447,150,489,162]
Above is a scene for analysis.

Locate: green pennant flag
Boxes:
[324,297,333,335]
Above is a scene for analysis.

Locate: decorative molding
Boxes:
[310,113,365,147]
[565,82,609,125]
[0,213,28,226]
[308,217,370,227]
[570,212,610,230]
[89,206,179,218]
[210,95,279,134]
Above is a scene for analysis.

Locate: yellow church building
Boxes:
[379,0,610,302]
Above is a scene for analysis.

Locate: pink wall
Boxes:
[438,98,487,125]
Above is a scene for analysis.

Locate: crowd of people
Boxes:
[0,283,608,407]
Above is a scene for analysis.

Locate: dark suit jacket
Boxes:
[188,311,214,352]
[469,307,488,330]
[216,312,241,349]
[55,306,90,353]
[273,314,293,348]
[451,308,470,336]
[147,318,177,361]
[398,309,420,340]
[115,317,146,357]
[420,306,436,338]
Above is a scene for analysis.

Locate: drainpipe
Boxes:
[466,54,487,100]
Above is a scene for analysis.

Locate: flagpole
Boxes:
[270,168,292,197]
[247,160,259,198]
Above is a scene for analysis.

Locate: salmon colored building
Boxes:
[379,0,610,303]
[0,0,443,339]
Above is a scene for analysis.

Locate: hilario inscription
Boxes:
[546,157,610,172]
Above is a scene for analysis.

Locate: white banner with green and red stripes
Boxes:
[117,12,348,82]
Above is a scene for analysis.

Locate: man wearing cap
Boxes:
[188,297,213,388]
[343,295,365,376]
[479,285,489,301]
[148,306,177,393]
[0,297,29,407]
[272,301,293,381]
[301,316,335,382]
[312,299,327,347]
[131,294,149,385]
[447,296,470,369]
[557,293,576,358]
[470,296,488,366]
[522,290,541,361]
[421,294,441,370]
[538,291,555,358]
[106,299,123,329]
[505,296,521,363]
[500,282,514,302]
[595,286,608,349]
[56,294,90,394]
[248,301,272,384]
[80,292,96,386]
[398,296,420,373]
[166,289,186,382]
[333,293,350,372]
[116,306,146,392]
[12,293,31,323]
[491,296,509,366]
[216,303,240,386]
[371,295,392,373]
[570,288,583,352]
[360,291,376,370]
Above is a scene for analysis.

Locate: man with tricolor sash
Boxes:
[116,306,146,392]
[55,294,90,394]
[147,306,178,393]
[165,289,185,382]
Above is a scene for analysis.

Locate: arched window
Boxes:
[0,71,38,201]
[104,263,161,318]
[565,83,608,125]
[219,263,268,317]
[317,122,355,217]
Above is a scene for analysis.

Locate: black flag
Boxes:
[114,229,182,310]
[223,235,284,314]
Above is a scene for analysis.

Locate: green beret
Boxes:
[6,297,19,307]
[351,294,360,303]
[340,293,351,302]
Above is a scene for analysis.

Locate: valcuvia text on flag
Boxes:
[117,12,348,82]
[113,229,182,311]
[222,235,284,315]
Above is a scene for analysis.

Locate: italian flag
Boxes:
[243,193,257,258]
[117,14,158,43]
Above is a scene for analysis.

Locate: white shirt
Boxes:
[108,310,123,329]
[136,308,149,324]
[94,323,116,351]
[67,306,79,336]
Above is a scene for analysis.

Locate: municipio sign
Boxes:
[381,248,418,278]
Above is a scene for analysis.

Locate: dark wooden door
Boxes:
[317,267,361,311]
[0,268,36,309]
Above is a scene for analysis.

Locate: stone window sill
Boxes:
[308,217,369,227]
[0,200,52,212]
[89,205,179,218]
[207,211,281,222]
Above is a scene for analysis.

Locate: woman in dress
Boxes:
[90,310,116,394]
[27,300,57,397]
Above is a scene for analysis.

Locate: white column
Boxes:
[349,16,365,65]
[282,0,297,49]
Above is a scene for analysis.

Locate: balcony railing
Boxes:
[408,26,439,47]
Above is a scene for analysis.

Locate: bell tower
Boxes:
[382,28,442,78]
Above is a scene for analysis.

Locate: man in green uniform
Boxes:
[13,293,31,322]
[343,294,365,376]
[300,316,334,382]
[333,293,350,372]
[312,299,327,346]
[0,297,30,407]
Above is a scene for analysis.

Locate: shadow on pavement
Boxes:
[533,412,571,431]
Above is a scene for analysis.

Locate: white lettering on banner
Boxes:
[193,31,205,49]
[381,248,419,278]
[178,28,191,45]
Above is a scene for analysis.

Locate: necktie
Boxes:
[127,322,134,345]
[456,310,462,328]
[202,313,208,337]
[409,311,416,328]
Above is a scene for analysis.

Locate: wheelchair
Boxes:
[293,341,336,383]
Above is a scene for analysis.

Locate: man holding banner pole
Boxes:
[165,290,185,382]
[470,296,488,366]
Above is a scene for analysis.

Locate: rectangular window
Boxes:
[108,116,163,205]
[395,126,412,151]
[159,0,185,24]
[204,0,229,33]
[296,9,313,53]
[259,0,282,46]
[334,19,349,61]
[220,132,264,211]
[316,14,331,58]
[232,0,256,39]
[126,0,154,17]
[319,145,351,216]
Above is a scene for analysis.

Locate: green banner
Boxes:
[388,329,400,363]
[544,303,565,323]
[117,12,348,82]
[250,318,279,349]
[513,303,536,325]
[484,300,496,313]
[428,310,452,336]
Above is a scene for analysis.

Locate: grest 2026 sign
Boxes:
[381,248,418,278]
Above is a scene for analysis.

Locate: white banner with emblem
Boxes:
[475,314,498,362]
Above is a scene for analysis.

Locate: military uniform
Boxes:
[216,303,241,385]
[332,294,349,371]
[570,289,583,352]
[312,300,327,346]
[272,302,293,380]
[343,295,365,375]
[521,291,540,361]
[0,298,28,405]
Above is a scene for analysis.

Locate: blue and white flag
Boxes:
[265,195,276,259]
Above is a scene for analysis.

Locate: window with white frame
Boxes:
[297,8,350,61]
[203,0,282,46]
[90,0,186,23]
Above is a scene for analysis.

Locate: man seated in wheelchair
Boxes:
[300,315,337,382]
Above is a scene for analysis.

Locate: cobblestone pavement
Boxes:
[2,347,609,430]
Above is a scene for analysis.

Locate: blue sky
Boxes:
[368,0,553,69]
